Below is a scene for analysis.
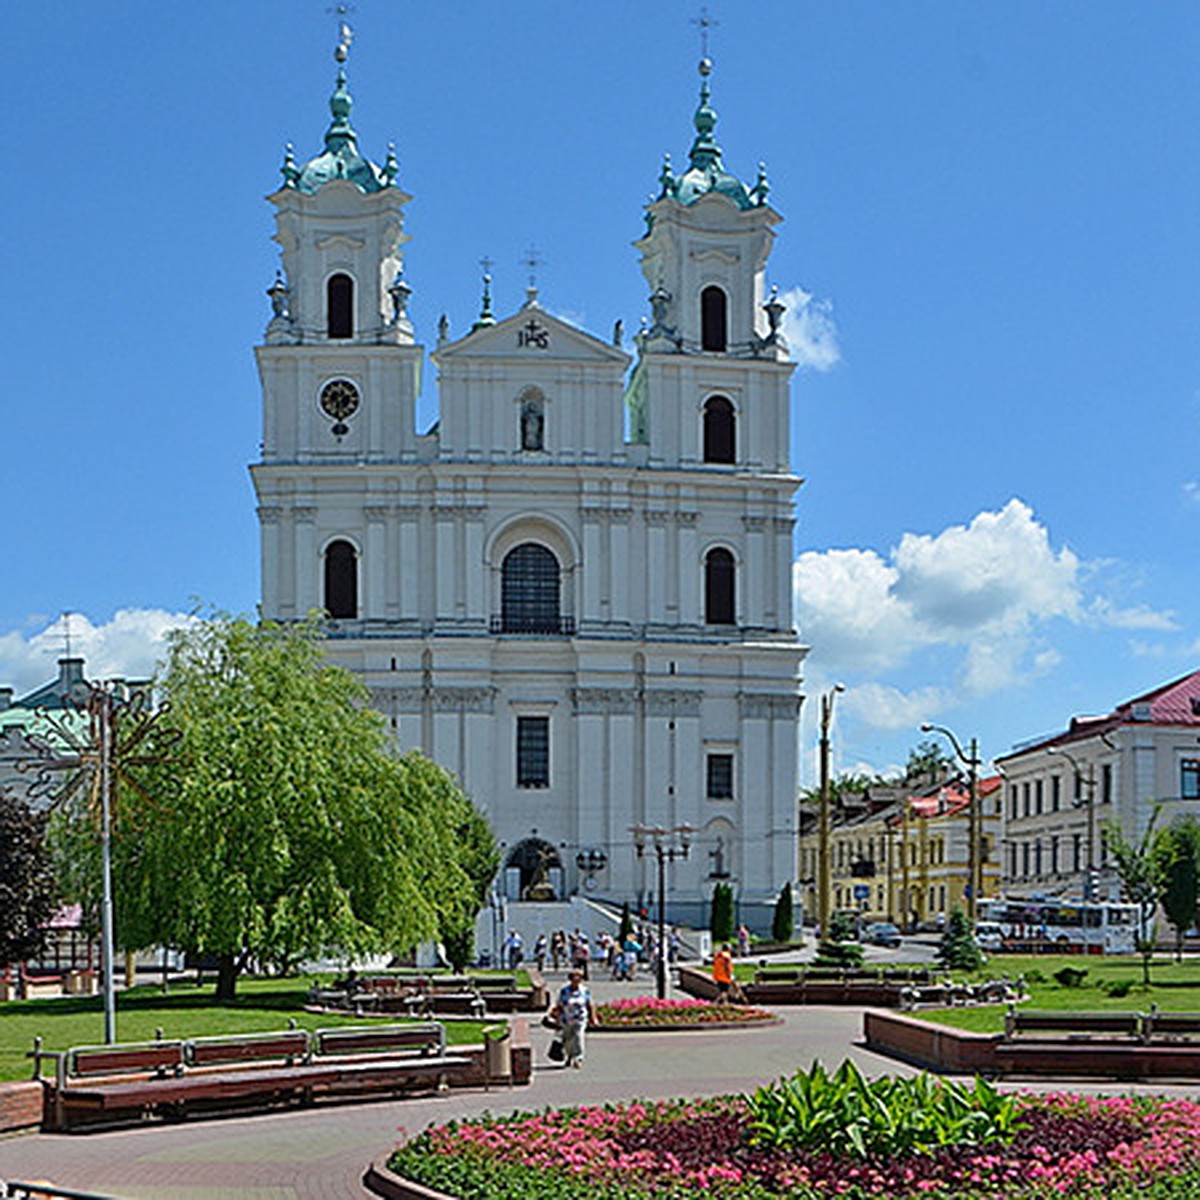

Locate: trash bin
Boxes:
[483,1025,512,1086]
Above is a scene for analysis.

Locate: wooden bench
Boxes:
[32,1022,471,1130]
[1003,1008,1144,1040]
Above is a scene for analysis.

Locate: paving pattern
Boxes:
[0,962,1194,1199]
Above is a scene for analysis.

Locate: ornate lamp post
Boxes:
[921,723,982,920]
[575,847,608,891]
[631,824,692,999]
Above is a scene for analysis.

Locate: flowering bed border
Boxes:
[592,1015,782,1033]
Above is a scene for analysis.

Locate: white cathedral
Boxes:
[252,43,806,929]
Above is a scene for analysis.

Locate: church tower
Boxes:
[253,43,805,931]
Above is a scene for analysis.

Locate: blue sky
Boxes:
[3,2,1199,785]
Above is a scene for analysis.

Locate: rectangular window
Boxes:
[1073,833,1082,873]
[1035,779,1044,815]
[706,753,734,800]
[1183,759,1200,801]
[1009,784,1018,821]
[1051,774,1061,812]
[1022,782,1031,818]
[516,716,550,788]
[1102,763,1113,805]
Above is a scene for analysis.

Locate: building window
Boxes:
[707,753,734,799]
[700,285,728,351]
[1035,779,1044,815]
[516,716,550,788]
[1022,782,1030,818]
[1050,836,1059,874]
[324,539,357,619]
[1072,833,1082,872]
[702,396,735,463]
[1102,763,1113,804]
[704,548,736,624]
[1183,759,1200,800]
[1009,784,1018,821]
[327,273,354,338]
[1051,774,1061,812]
[501,543,561,632]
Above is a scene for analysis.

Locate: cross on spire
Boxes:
[521,246,543,291]
[692,6,719,60]
[327,4,355,62]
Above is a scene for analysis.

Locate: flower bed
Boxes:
[389,1065,1200,1198]
[595,996,777,1028]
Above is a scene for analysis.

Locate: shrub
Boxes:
[937,907,983,972]
[1053,965,1088,989]
[772,882,794,943]
[813,939,864,969]
[711,882,735,943]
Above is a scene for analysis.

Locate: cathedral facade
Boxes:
[252,48,806,928]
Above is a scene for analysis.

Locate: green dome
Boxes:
[284,66,393,196]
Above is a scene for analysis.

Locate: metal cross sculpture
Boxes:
[16,684,180,1043]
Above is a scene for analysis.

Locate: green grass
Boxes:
[921,953,1200,1033]
[0,975,488,1083]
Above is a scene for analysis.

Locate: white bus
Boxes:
[976,898,1139,955]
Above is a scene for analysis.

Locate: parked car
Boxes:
[974,921,1004,952]
[864,921,903,948]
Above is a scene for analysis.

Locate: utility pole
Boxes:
[817,685,844,936]
[921,723,982,921]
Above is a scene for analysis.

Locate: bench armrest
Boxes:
[28,1037,66,1087]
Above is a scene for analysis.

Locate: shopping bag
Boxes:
[547,1037,565,1062]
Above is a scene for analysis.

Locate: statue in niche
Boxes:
[523,845,557,901]
[520,399,545,451]
[709,837,730,879]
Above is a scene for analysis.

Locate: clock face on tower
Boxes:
[319,379,360,437]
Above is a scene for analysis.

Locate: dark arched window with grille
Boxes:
[327,273,354,339]
[701,286,728,352]
[703,396,735,463]
[501,543,561,633]
[705,547,736,625]
[324,539,357,619]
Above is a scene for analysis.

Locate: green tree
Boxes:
[60,614,494,1000]
[0,792,58,965]
[1153,817,1200,963]
[905,741,952,787]
[772,882,794,943]
[936,907,982,972]
[710,882,734,943]
[814,910,865,969]
[1103,810,1162,986]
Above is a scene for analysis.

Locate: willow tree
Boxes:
[98,614,494,1000]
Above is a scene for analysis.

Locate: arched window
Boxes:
[704,547,735,625]
[324,539,357,619]
[703,395,735,463]
[502,543,561,633]
[701,285,728,352]
[327,273,354,339]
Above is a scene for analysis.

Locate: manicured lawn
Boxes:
[0,975,487,1083]
[924,953,1200,1033]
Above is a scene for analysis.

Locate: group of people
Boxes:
[508,925,684,980]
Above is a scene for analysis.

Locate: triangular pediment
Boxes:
[434,307,630,367]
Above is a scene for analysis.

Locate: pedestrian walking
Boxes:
[712,942,735,1002]
[533,932,547,972]
[552,969,596,1069]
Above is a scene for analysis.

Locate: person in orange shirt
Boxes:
[712,942,734,1002]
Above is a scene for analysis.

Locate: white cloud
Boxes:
[779,285,840,372]
[0,610,195,698]
[794,498,1174,726]
[1184,481,1200,505]
[840,682,955,732]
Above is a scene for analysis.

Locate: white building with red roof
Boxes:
[996,669,1200,902]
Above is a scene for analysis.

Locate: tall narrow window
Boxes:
[516,716,550,788]
[327,273,354,338]
[501,543,561,632]
[1183,759,1200,800]
[700,285,728,351]
[706,753,734,799]
[324,539,357,618]
[704,547,735,625]
[702,396,735,463]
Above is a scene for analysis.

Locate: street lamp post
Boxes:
[1048,746,1098,900]
[631,824,692,999]
[817,685,845,937]
[921,723,982,921]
